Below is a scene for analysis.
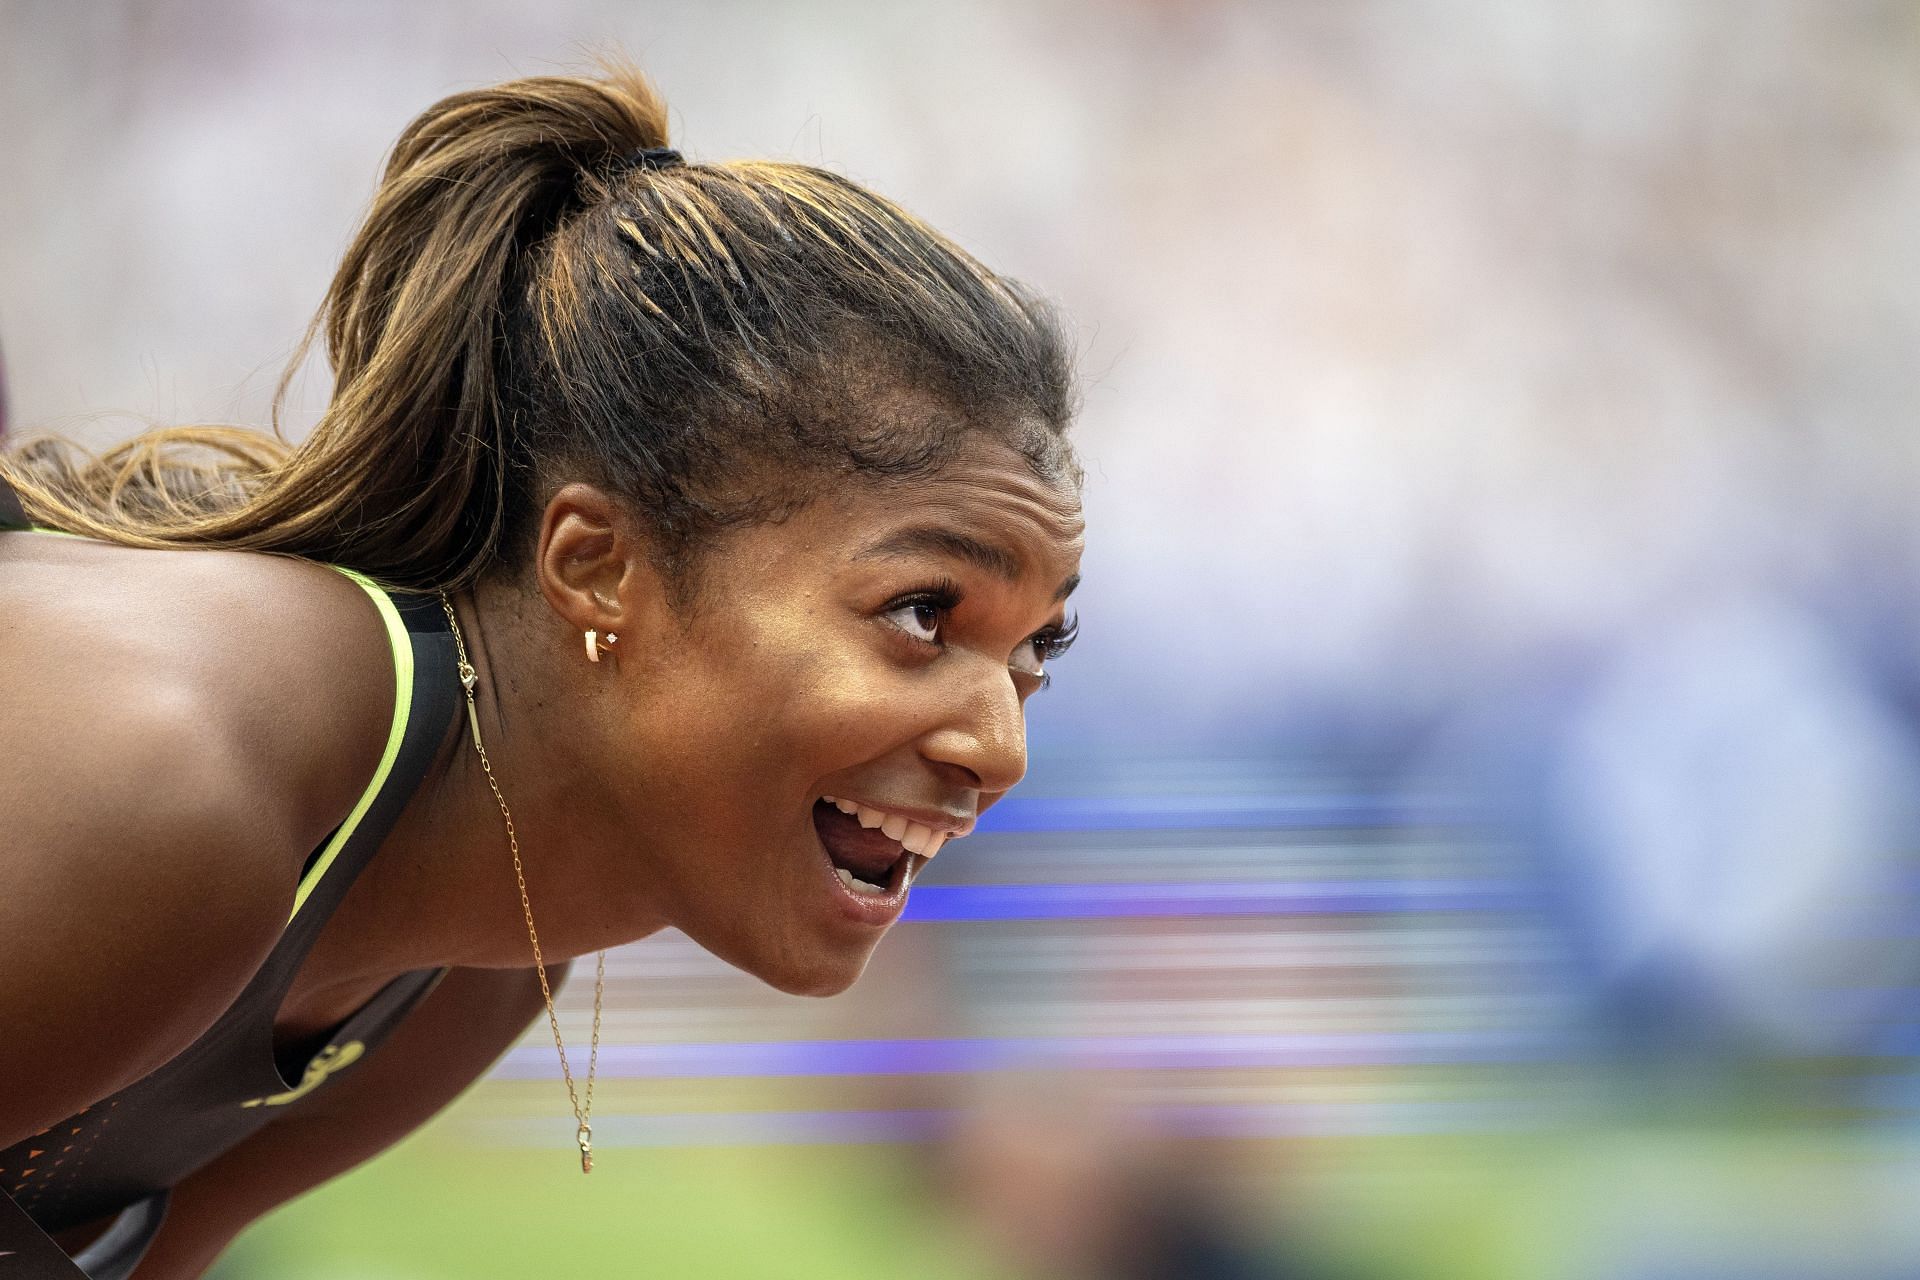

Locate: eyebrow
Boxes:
[856,526,1081,602]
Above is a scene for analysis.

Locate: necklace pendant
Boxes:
[577,1123,593,1174]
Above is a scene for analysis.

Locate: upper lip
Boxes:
[819,795,976,839]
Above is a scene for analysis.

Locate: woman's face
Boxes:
[578,432,1084,995]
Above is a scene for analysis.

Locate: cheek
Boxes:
[637,581,971,828]
[618,628,837,794]
[756,657,922,780]
[667,622,936,796]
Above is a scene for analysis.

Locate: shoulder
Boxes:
[3,535,403,849]
[174,548,408,843]
[0,537,407,1147]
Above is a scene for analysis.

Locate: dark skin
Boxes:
[0,431,1083,1277]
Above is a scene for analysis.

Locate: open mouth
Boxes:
[811,798,920,897]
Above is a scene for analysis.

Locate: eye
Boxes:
[884,600,945,644]
[880,578,963,647]
[1008,614,1079,691]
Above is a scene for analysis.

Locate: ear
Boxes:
[532,481,670,649]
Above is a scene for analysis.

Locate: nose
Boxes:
[920,656,1028,795]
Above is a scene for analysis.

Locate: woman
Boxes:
[0,66,1084,1280]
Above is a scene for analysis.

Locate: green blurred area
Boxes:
[209,1081,1920,1280]
[210,1104,1015,1280]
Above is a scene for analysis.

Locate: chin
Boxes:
[752,945,874,998]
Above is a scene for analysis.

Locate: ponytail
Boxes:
[1,67,671,591]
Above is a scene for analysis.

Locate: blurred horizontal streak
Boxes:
[973,794,1461,833]
[1144,1099,1550,1137]
[952,926,1559,969]
[466,1109,949,1146]
[899,878,1535,921]
[458,1099,1544,1147]
[492,1030,1569,1080]
[942,832,1477,882]
[469,1064,1526,1114]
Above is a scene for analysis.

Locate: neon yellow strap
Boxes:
[289,564,414,922]
[10,527,411,923]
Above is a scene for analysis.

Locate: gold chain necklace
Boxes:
[438,590,605,1173]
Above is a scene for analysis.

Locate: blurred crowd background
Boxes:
[7,1,1920,1277]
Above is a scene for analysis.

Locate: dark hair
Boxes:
[0,63,1080,597]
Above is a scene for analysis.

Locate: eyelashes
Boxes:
[881,578,1078,689]
[1033,613,1079,662]
[882,577,964,644]
[1023,614,1079,693]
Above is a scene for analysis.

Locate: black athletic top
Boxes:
[0,477,461,1279]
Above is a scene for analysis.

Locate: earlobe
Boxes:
[534,482,660,649]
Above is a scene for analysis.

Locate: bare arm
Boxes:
[0,539,399,1148]
[0,692,299,1148]
[124,963,561,1280]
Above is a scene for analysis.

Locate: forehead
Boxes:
[833,434,1085,572]
[707,433,1084,592]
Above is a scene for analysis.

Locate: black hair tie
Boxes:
[623,146,685,172]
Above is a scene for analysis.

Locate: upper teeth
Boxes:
[821,797,950,858]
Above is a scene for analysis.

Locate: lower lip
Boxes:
[812,821,914,928]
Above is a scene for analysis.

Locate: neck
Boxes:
[303,578,670,990]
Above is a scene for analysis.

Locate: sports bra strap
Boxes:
[286,564,419,923]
